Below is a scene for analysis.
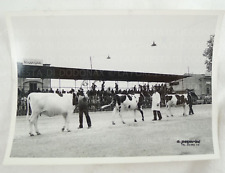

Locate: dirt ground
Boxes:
[10,104,214,157]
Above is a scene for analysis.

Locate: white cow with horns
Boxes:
[26,92,75,136]
[101,93,145,125]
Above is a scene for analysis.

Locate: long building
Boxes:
[17,60,211,99]
[17,61,189,94]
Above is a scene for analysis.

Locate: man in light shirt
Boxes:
[151,87,162,121]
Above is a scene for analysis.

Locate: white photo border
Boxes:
[3,10,222,165]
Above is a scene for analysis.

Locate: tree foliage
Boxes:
[203,35,214,72]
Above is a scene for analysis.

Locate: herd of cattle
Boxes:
[26,91,192,136]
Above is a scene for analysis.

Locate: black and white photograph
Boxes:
[5,11,219,163]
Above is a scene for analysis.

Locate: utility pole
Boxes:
[74,80,76,91]
[89,56,93,89]
[59,79,61,90]
[90,56,93,70]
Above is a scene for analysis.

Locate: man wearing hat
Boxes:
[77,88,92,129]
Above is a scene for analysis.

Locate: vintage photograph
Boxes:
[7,12,218,162]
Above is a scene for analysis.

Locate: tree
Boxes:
[203,35,214,72]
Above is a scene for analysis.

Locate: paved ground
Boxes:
[10,104,214,157]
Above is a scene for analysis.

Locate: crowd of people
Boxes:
[17,82,176,115]
[85,82,175,111]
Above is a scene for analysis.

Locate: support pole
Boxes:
[59,79,61,90]
[42,78,44,91]
[182,79,184,91]
[90,56,93,91]
[74,80,76,91]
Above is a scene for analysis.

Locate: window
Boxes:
[29,83,37,92]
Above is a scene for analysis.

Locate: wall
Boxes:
[172,73,212,96]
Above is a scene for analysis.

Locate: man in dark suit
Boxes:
[77,88,92,129]
[187,91,194,115]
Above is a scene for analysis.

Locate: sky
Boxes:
[10,14,218,90]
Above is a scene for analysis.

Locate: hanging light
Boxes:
[151,41,157,46]
[107,55,111,59]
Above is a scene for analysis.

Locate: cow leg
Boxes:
[166,104,173,117]
[65,114,71,132]
[62,114,71,132]
[183,104,188,116]
[116,105,125,124]
[134,110,137,122]
[28,113,38,136]
[112,107,116,125]
[118,111,125,124]
[34,115,41,135]
[119,114,125,124]
[166,105,170,117]
[29,120,34,136]
[62,115,66,131]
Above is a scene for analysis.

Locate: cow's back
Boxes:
[28,93,73,116]
[175,94,188,105]
[115,94,139,110]
[165,94,188,106]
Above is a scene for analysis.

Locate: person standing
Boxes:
[91,82,97,91]
[101,81,105,91]
[187,91,194,115]
[115,82,119,93]
[77,88,92,129]
[151,87,162,121]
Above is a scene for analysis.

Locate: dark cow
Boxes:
[101,93,144,125]
[165,94,188,117]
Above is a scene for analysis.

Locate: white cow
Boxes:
[101,93,144,125]
[26,92,75,136]
[165,94,188,117]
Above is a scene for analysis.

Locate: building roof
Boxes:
[17,63,189,83]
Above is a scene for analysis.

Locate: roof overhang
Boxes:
[17,63,190,83]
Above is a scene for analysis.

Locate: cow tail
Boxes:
[101,95,117,110]
[101,101,113,110]
[26,94,30,120]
